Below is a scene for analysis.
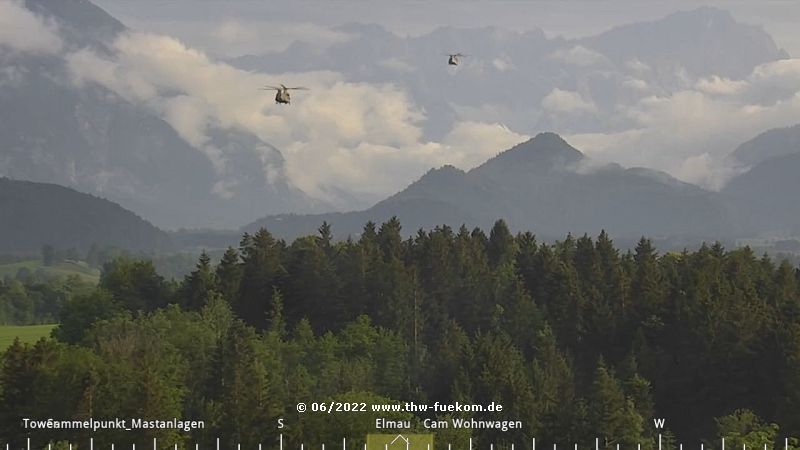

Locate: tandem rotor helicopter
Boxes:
[259,84,309,105]
[447,53,467,65]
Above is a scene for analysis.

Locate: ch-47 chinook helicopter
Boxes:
[259,84,309,104]
[446,53,467,65]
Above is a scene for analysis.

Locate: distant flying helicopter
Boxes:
[447,53,467,66]
[259,84,309,104]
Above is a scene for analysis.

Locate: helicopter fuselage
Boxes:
[275,90,291,104]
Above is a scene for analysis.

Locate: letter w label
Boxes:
[653,419,666,429]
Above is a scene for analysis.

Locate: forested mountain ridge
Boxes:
[247,133,738,240]
[2,221,800,446]
[0,177,170,254]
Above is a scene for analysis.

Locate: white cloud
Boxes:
[565,59,800,190]
[65,30,529,205]
[491,58,514,72]
[541,88,598,114]
[695,76,748,96]
[549,45,610,67]
[676,153,749,191]
[625,59,652,76]
[58,20,800,208]
[0,0,62,54]
[622,77,651,94]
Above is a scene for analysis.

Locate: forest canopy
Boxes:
[2,218,800,448]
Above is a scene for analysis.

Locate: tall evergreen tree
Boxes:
[236,228,286,329]
[215,247,242,304]
[179,251,217,310]
[488,219,517,268]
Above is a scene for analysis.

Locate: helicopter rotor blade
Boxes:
[259,85,282,90]
[285,87,309,90]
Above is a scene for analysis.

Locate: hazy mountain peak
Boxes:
[488,132,582,165]
[729,123,800,167]
[416,165,467,184]
[246,134,737,240]
[24,0,125,47]
[466,132,584,182]
[530,131,576,147]
[582,6,788,78]
[334,22,393,38]
[671,6,734,22]
[432,164,465,175]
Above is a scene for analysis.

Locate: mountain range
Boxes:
[245,133,740,240]
[2,0,800,252]
[3,125,800,255]
[1,0,791,230]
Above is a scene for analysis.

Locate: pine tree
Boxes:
[488,219,517,268]
[589,359,647,449]
[214,321,276,447]
[99,257,171,311]
[531,325,582,443]
[425,319,474,403]
[317,221,334,256]
[283,236,343,332]
[179,251,217,310]
[237,228,287,329]
[473,331,536,446]
[215,247,242,304]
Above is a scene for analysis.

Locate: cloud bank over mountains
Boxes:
[65,24,800,197]
[4,0,800,228]
[64,32,527,203]
[219,6,798,196]
[568,58,800,190]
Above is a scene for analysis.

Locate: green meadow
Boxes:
[0,324,56,350]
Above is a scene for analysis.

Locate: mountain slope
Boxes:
[24,0,126,48]
[0,178,170,254]
[0,0,321,229]
[721,123,800,234]
[728,123,800,167]
[723,151,800,235]
[246,133,737,240]
[580,7,788,79]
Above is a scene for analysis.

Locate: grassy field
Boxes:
[0,259,100,283]
[0,324,56,351]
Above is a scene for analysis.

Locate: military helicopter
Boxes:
[446,53,467,66]
[259,84,309,104]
